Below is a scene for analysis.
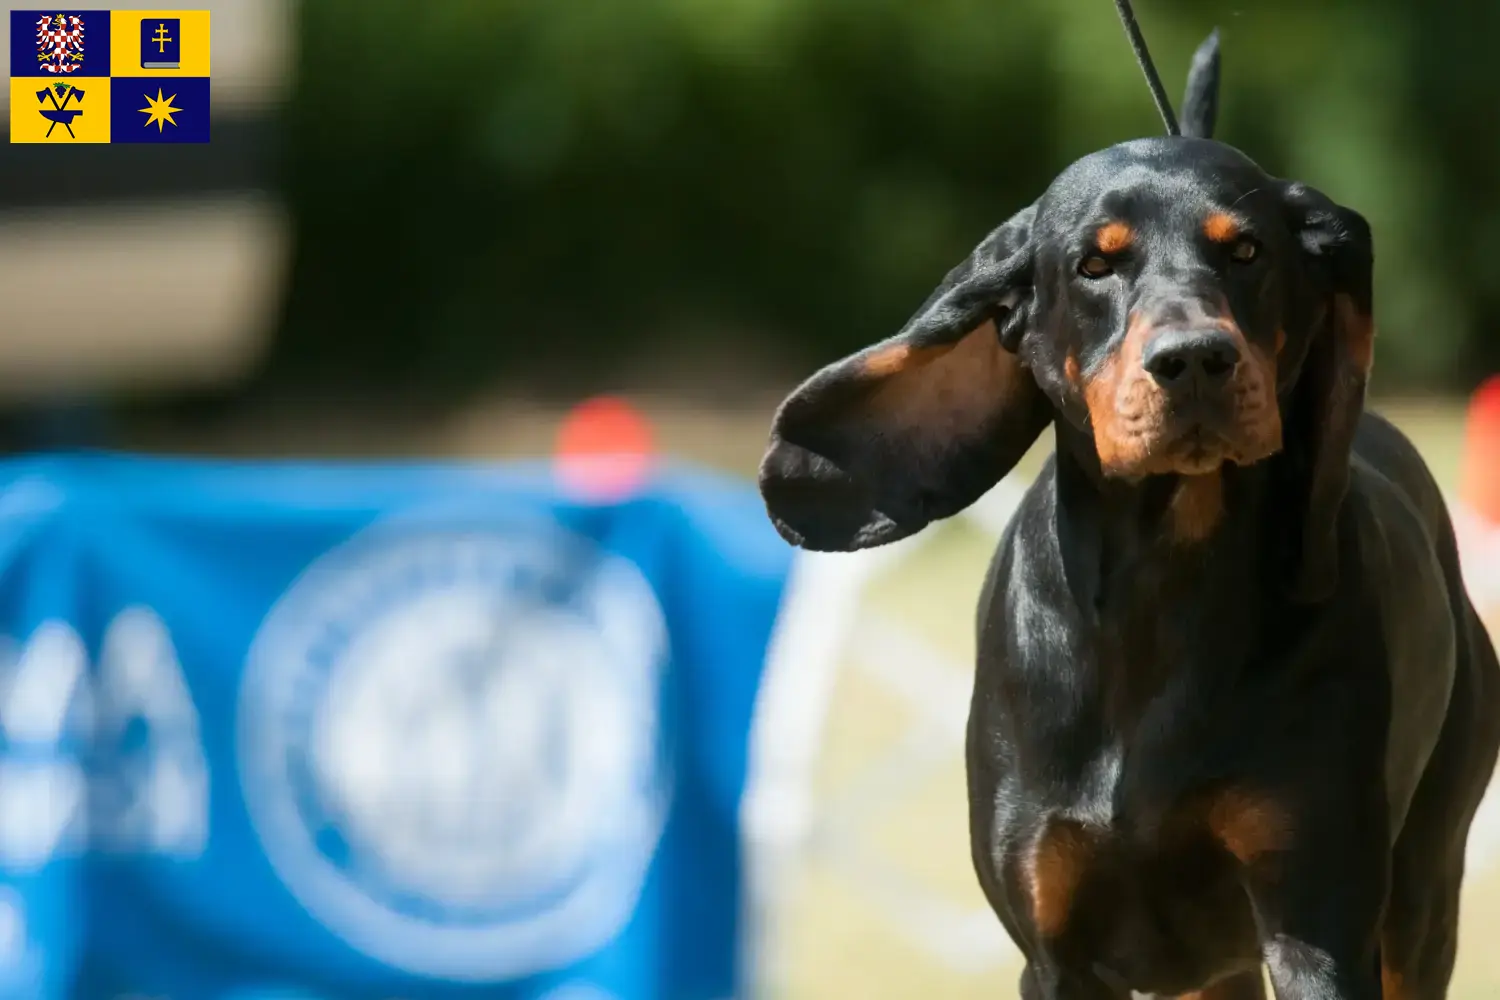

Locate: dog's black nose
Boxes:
[1142,329,1240,390]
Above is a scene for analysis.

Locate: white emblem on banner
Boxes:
[0,621,89,870]
[93,607,209,857]
[238,519,671,981]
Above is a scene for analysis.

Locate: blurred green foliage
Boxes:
[268,0,1499,396]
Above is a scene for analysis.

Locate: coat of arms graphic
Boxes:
[34,13,84,75]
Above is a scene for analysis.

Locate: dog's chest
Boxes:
[1028,704,1287,848]
[1015,747,1271,992]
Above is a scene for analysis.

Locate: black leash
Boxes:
[1112,0,1180,136]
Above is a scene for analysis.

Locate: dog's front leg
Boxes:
[1239,803,1388,1000]
[1261,939,1380,1000]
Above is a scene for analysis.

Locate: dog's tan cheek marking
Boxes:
[1170,471,1224,544]
[1203,212,1241,243]
[1083,354,1123,470]
[1207,788,1293,864]
[1065,351,1081,387]
[1085,312,1157,475]
[1027,820,1092,938]
[1096,221,1134,254]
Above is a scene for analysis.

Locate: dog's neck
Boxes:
[1049,422,1290,723]
[1054,423,1279,574]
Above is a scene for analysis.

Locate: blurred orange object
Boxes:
[1461,375,1500,525]
[553,395,656,501]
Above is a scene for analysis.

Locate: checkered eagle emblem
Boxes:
[34,13,85,75]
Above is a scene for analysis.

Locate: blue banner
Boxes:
[0,453,795,1000]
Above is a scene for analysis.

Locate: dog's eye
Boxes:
[1079,255,1113,279]
[1230,238,1259,263]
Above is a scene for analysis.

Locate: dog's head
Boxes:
[758,133,1372,601]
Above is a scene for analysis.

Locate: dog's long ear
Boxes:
[1180,29,1220,139]
[759,205,1051,551]
[1278,181,1374,602]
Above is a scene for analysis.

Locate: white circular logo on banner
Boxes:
[237,517,671,980]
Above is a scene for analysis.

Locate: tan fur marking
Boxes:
[1084,307,1282,478]
[1027,821,1092,938]
[862,343,916,378]
[864,320,1025,432]
[1065,351,1081,386]
[1381,961,1407,1000]
[1083,311,1158,474]
[1380,931,1411,1000]
[1096,221,1134,254]
[1203,212,1241,243]
[1170,471,1224,543]
[1207,788,1292,864]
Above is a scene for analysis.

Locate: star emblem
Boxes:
[139,88,181,132]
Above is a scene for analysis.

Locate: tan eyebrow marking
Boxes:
[1203,212,1241,243]
[1095,221,1134,254]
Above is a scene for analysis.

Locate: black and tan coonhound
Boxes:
[756,21,1500,1000]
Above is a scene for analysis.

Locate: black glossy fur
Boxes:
[757,31,1500,1000]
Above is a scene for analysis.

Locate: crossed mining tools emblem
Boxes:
[35,81,85,138]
